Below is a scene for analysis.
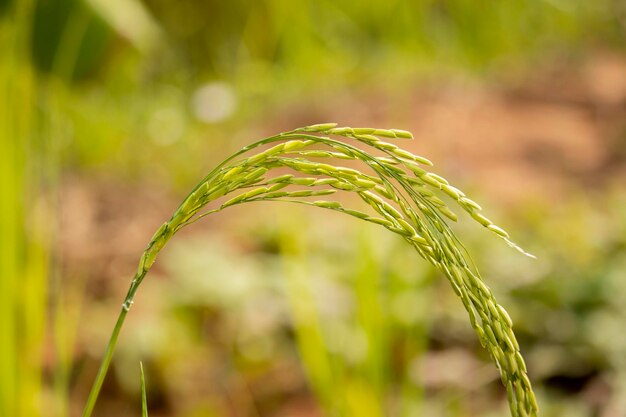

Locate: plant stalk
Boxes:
[81,269,146,417]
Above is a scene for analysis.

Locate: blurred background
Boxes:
[1,0,626,416]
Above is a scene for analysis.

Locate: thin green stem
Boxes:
[81,307,128,417]
[140,362,148,417]
[81,270,145,417]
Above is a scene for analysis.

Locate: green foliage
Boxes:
[0,2,47,417]
[31,0,114,79]
[143,0,622,77]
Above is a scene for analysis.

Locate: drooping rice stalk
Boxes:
[82,124,538,417]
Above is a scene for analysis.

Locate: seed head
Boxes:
[126,124,537,417]
[302,122,338,132]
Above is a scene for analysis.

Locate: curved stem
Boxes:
[81,307,128,417]
[81,270,146,417]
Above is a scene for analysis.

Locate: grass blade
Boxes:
[140,362,148,417]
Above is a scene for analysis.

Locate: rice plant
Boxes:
[82,123,538,417]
